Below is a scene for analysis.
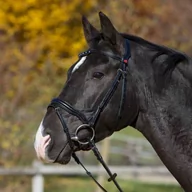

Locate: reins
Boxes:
[48,39,131,192]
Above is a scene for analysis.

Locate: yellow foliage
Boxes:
[0,0,95,59]
[0,0,96,168]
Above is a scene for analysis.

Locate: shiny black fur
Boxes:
[41,12,192,191]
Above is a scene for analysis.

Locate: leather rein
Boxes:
[48,39,131,192]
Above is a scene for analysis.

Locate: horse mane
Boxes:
[122,33,190,89]
[122,33,189,66]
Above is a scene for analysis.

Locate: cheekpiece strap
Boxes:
[122,39,131,65]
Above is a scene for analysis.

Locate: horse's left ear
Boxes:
[99,12,125,55]
[82,15,100,47]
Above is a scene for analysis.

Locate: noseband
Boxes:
[48,39,131,192]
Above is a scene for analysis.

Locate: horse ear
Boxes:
[99,12,125,55]
[82,16,100,47]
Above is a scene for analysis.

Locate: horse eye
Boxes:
[93,72,104,79]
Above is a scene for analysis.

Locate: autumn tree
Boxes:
[0,0,97,166]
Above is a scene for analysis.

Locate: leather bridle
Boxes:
[48,39,131,192]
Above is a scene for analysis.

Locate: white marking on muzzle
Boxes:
[34,121,53,162]
[72,56,87,73]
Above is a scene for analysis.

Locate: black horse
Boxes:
[34,12,192,191]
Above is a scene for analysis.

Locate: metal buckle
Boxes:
[71,124,95,145]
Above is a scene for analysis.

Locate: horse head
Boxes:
[34,12,139,164]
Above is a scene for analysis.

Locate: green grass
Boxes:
[45,177,183,192]
[119,126,144,138]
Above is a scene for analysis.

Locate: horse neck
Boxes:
[132,50,192,191]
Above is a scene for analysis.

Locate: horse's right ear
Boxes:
[99,12,125,56]
[82,16,100,47]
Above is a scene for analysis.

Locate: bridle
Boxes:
[48,39,131,192]
[48,39,130,191]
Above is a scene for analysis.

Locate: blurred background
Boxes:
[0,0,191,191]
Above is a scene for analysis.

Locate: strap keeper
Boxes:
[108,173,117,182]
[118,69,127,78]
